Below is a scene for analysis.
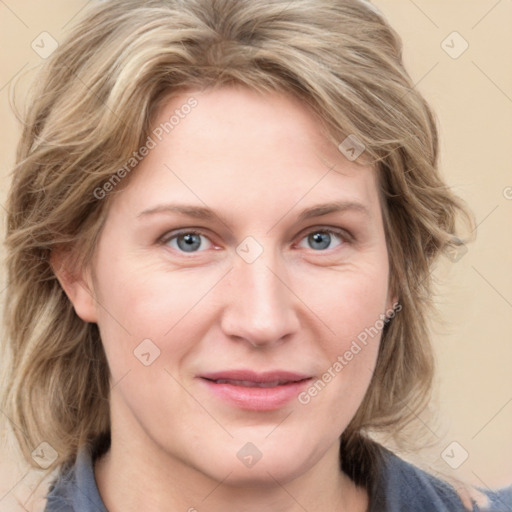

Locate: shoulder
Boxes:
[44,467,76,512]
[371,446,512,512]
[44,447,107,512]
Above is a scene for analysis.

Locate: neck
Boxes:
[94,394,368,512]
[94,433,368,512]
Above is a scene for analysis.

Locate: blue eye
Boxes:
[298,229,344,251]
[164,231,213,253]
[161,227,346,255]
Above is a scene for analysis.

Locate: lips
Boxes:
[200,370,310,385]
[198,370,312,411]
[212,379,293,388]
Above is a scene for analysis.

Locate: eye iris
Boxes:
[173,232,335,252]
[177,233,201,252]
[308,232,331,250]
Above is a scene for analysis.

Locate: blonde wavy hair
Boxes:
[2,0,473,494]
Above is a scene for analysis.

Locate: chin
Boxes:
[207,459,311,488]
[188,437,325,487]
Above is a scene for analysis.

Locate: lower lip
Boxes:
[199,378,311,411]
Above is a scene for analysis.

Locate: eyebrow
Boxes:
[137,200,370,224]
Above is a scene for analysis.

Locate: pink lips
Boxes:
[198,370,312,411]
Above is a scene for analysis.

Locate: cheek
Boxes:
[300,263,389,405]
[307,260,390,346]
[92,257,222,374]
[92,226,390,389]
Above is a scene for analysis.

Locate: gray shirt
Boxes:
[44,445,512,511]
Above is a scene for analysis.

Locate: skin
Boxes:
[54,85,396,512]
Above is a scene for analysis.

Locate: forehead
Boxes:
[111,86,381,223]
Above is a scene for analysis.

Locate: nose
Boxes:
[220,247,300,348]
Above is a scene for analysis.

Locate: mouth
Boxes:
[205,378,301,388]
[198,370,313,411]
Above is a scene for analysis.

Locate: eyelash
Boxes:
[159,227,352,254]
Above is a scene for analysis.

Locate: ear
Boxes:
[50,248,98,323]
[386,297,400,320]
[385,284,400,318]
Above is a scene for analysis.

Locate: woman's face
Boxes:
[70,86,395,485]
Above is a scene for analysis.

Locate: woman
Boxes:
[1,0,510,511]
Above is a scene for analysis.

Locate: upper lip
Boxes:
[199,370,312,385]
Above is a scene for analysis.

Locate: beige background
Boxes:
[0,1,511,510]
